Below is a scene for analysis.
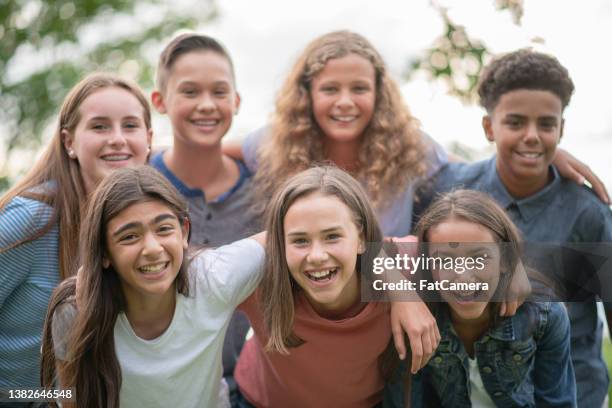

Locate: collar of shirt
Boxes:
[482,157,562,223]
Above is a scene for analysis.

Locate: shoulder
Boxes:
[556,177,612,240]
[516,302,569,341]
[242,126,270,172]
[433,159,490,192]
[189,238,264,281]
[0,195,55,242]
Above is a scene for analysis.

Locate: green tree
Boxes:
[0,0,217,191]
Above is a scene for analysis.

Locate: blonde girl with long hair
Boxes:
[0,73,151,389]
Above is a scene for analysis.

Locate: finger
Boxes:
[589,176,610,204]
[392,325,406,360]
[409,333,423,374]
[499,302,507,317]
[506,300,519,316]
[420,331,433,369]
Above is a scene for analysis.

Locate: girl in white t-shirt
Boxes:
[40,165,265,408]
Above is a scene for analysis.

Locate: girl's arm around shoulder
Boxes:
[533,302,576,407]
[191,232,266,307]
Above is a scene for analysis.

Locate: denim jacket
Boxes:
[384,302,576,408]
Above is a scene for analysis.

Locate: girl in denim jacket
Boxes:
[389,189,576,407]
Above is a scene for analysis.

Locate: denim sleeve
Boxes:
[241,126,269,173]
[534,302,577,407]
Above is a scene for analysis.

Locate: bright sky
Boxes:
[160,0,612,191]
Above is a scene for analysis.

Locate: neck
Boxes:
[324,138,362,172]
[123,285,176,340]
[449,305,492,356]
[496,161,551,199]
[164,143,228,191]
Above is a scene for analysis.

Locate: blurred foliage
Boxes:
[0,0,217,186]
[406,0,524,102]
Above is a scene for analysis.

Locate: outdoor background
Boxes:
[2,0,612,397]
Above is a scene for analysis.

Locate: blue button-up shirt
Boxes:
[427,157,612,407]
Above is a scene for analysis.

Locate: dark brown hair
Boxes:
[478,48,575,113]
[41,165,190,408]
[0,73,152,280]
[260,166,383,354]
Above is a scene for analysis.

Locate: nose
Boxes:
[523,122,539,144]
[335,89,355,109]
[142,232,163,259]
[306,241,329,264]
[197,93,215,112]
[108,126,127,148]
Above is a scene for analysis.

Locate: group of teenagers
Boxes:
[1,29,612,408]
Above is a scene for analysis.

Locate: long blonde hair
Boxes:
[253,30,426,211]
[0,73,152,280]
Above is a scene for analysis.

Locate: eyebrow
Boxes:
[434,246,493,257]
[86,115,143,122]
[286,226,343,237]
[112,213,177,238]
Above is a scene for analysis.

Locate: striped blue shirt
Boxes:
[0,195,59,388]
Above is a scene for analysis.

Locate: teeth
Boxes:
[332,116,356,123]
[102,155,130,161]
[306,268,337,280]
[139,262,167,274]
[518,152,541,158]
[192,119,219,126]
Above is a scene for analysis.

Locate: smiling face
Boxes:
[283,192,365,317]
[104,200,189,304]
[62,86,151,194]
[310,53,376,147]
[153,50,240,149]
[427,217,502,324]
[483,89,563,196]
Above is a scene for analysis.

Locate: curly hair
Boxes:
[252,30,426,211]
[477,49,575,113]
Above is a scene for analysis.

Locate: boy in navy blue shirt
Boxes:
[429,49,612,407]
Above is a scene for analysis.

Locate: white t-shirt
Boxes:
[53,238,264,408]
[468,357,497,408]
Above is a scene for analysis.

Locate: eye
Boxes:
[291,237,308,246]
[326,233,341,241]
[352,85,370,93]
[504,119,522,129]
[181,88,197,97]
[158,224,175,234]
[214,88,229,97]
[123,121,141,130]
[91,123,109,131]
[320,86,337,94]
[539,120,557,131]
[118,233,138,243]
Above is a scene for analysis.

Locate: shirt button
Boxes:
[513,354,522,362]
[434,357,442,364]
[493,391,503,397]
[482,366,492,374]
[206,213,212,220]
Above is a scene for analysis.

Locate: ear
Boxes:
[181,218,191,249]
[234,92,241,115]
[151,90,167,114]
[482,115,495,142]
[357,231,366,255]
[61,129,76,158]
[102,256,111,269]
[146,127,153,149]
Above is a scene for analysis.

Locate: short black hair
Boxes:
[156,33,236,92]
[477,49,574,113]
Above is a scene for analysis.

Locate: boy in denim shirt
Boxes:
[429,49,612,407]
